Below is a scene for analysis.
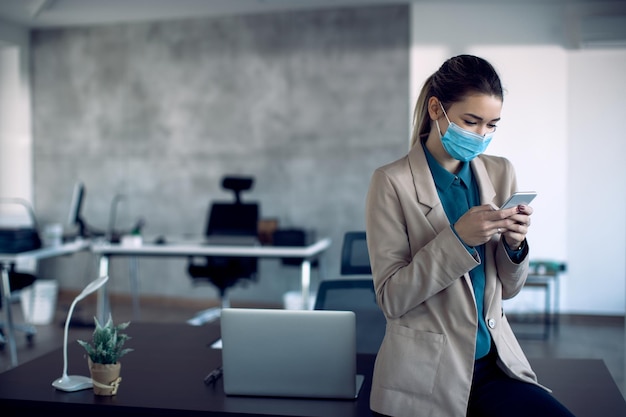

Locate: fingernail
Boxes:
[517,205,525,213]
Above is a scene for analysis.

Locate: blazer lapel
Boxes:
[471,157,497,206]
[409,145,478,293]
[407,144,450,234]
[472,156,499,305]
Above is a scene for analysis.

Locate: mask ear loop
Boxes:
[435,100,450,138]
[435,119,443,139]
[439,102,452,124]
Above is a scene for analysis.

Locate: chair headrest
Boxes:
[222,176,255,204]
[222,177,254,193]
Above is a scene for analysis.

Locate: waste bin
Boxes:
[20,280,58,325]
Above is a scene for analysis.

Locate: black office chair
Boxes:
[0,267,37,347]
[315,279,385,354]
[314,231,385,354]
[0,199,41,346]
[340,231,372,275]
[186,176,259,309]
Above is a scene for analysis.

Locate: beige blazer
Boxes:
[365,144,544,417]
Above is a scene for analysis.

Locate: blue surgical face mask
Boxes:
[435,103,494,162]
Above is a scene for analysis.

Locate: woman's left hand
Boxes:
[501,205,533,250]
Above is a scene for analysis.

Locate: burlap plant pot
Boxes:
[88,358,122,396]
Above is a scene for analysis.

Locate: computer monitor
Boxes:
[206,203,259,237]
[67,182,87,237]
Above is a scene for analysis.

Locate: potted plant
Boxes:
[77,314,133,396]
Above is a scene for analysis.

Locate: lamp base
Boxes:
[52,374,93,392]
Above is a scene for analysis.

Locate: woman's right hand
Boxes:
[453,205,518,247]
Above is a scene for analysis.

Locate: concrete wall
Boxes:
[31,5,410,303]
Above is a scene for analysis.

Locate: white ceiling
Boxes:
[0,0,614,30]
[0,0,411,28]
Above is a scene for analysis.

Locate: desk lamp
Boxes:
[52,274,109,391]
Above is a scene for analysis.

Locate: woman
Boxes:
[365,55,574,417]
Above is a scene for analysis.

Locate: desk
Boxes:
[0,240,90,368]
[91,238,332,320]
[0,322,373,417]
[530,358,626,417]
[0,323,625,417]
[523,260,567,339]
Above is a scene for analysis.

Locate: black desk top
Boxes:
[0,322,374,417]
[0,322,624,417]
[530,357,626,417]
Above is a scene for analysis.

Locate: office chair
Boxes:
[186,176,259,310]
[0,267,37,346]
[314,231,385,354]
[0,199,40,347]
[340,231,372,275]
[315,280,385,354]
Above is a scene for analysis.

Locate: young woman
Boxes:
[365,55,574,417]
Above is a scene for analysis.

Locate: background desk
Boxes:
[0,240,90,367]
[91,238,332,320]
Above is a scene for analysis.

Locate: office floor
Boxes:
[1,293,625,400]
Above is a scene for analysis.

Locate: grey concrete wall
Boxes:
[31,5,409,304]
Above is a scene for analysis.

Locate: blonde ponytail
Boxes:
[410,75,434,148]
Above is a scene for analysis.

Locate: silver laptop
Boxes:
[220,308,364,399]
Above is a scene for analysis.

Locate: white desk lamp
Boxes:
[52,274,109,391]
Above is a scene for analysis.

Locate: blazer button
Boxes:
[487,318,496,329]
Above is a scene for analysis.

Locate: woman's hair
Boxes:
[410,55,503,148]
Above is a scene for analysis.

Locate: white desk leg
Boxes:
[97,256,110,323]
[300,259,311,310]
[554,274,561,334]
[129,256,140,320]
[1,263,18,367]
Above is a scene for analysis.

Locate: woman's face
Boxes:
[438,94,503,137]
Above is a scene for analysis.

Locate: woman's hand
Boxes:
[501,204,533,250]
[454,204,532,248]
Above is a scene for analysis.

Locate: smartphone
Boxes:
[500,191,537,210]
